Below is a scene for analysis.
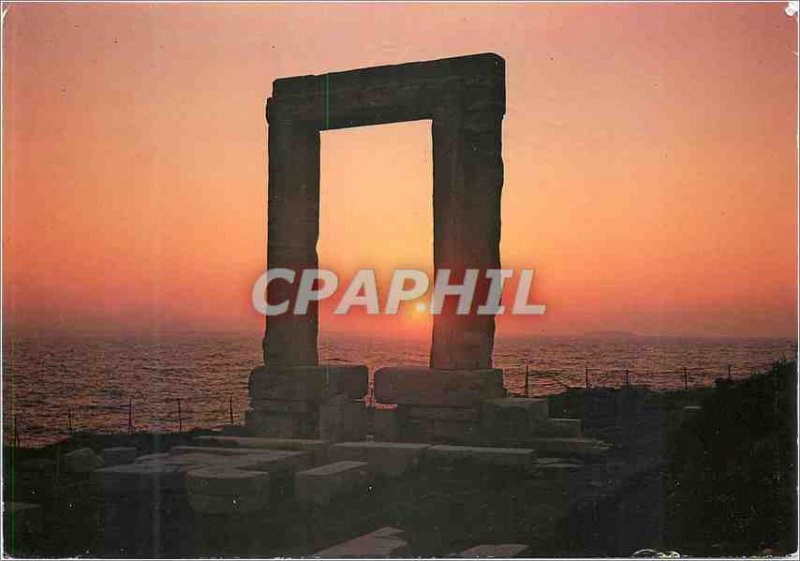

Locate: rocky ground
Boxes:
[3,360,796,558]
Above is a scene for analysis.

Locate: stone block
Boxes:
[480,398,551,442]
[482,397,549,422]
[187,492,267,515]
[431,419,482,443]
[230,450,315,474]
[329,442,430,476]
[425,445,535,469]
[319,395,367,442]
[460,543,529,558]
[185,467,270,497]
[135,452,170,463]
[166,447,314,473]
[249,364,368,402]
[63,447,105,473]
[372,407,399,442]
[314,526,408,558]
[531,418,582,438]
[295,460,369,505]
[94,462,183,495]
[193,435,329,465]
[246,409,317,439]
[250,398,315,414]
[402,405,480,422]
[101,447,138,466]
[374,367,504,407]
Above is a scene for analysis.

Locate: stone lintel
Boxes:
[268,53,505,129]
[374,367,504,407]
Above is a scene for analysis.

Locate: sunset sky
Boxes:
[3,3,797,340]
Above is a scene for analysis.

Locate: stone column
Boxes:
[262,102,321,366]
[431,98,503,369]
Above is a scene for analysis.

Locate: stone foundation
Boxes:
[246,364,368,441]
[373,367,504,443]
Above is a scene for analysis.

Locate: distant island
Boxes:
[582,331,640,339]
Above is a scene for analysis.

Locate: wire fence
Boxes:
[5,359,791,448]
[505,360,787,398]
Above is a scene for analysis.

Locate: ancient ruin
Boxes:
[262,52,505,370]
[251,53,508,439]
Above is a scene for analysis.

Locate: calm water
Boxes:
[2,332,796,446]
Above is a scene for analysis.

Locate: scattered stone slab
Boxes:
[295,460,369,505]
[187,491,268,515]
[425,445,535,469]
[63,447,105,473]
[135,452,170,463]
[533,458,584,472]
[227,450,314,474]
[186,467,269,498]
[193,435,329,464]
[531,418,582,438]
[101,447,138,466]
[314,526,408,558]
[249,364,368,402]
[170,445,278,456]
[94,461,183,495]
[528,438,611,459]
[460,543,529,558]
[374,367,504,407]
[329,442,430,476]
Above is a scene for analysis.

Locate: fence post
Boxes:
[229,395,234,424]
[128,398,133,434]
[585,366,590,389]
[525,365,530,397]
[67,408,73,434]
[727,364,732,380]
[177,398,183,433]
[683,367,688,391]
[624,369,629,387]
[14,415,19,448]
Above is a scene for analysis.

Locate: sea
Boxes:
[2,332,796,447]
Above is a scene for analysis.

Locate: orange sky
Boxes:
[2,3,797,339]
